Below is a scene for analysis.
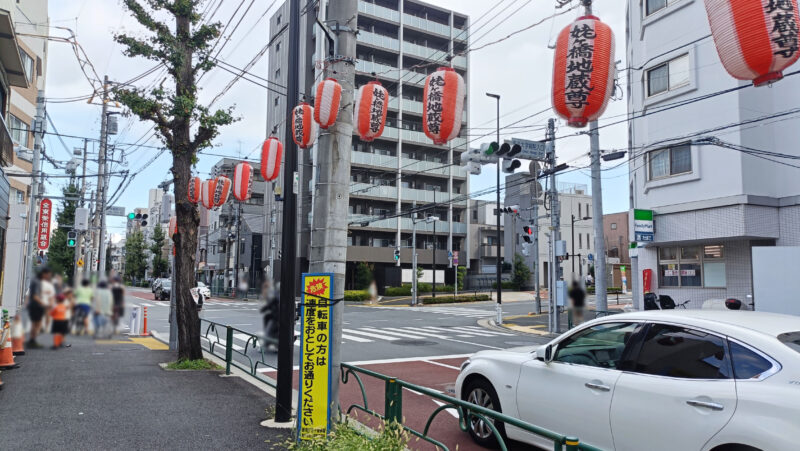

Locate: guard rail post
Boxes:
[225,326,233,375]
[565,437,580,451]
[385,378,403,424]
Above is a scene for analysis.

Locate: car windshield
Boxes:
[778,332,800,355]
[162,281,171,288]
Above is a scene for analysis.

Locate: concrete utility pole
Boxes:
[584,0,607,313]
[93,76,109,278]
[22,90,45,304]
[307,0,358,423]
[233,201,241,297]
[546,118,563,332]
[532,177,542,314]
[73,139,89,283]
[274,0,302,424]
[486,92,502,325]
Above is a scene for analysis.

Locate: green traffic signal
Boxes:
[128,212,136,220]
[486,141,499,155]
[67,239,76,247]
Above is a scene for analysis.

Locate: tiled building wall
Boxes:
[778,205,800,246]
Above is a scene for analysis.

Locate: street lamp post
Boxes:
[571,215,592,281]
[412,214,438,305]
[486,92,502,325]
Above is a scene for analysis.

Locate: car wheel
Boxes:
[464,378,506,448]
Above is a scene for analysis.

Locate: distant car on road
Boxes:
[456,310,800,451]
[155,280,171,301]
[151,278,168,293]
[197,281,211,299]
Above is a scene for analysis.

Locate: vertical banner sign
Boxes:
[642,268,653,295]
[297,273,333,441]
[37,198,52,250]
[634,209,654,242]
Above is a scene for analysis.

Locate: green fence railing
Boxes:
[340,363,604,451]
[200,319,277,387]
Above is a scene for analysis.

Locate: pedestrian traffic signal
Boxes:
[393,247,400,261]
[67,230,77,247]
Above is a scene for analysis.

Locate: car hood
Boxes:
[473,345,539,359]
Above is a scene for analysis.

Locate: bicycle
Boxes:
[674,299,691,309]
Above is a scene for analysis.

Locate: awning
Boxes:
[0,10,29,88]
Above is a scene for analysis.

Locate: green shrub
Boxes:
[421,294,491,305]
[384,286,412,296]
[344,290,370,302]
[288,421,407,451]
[491,281,516,289]
[587,286,622,294]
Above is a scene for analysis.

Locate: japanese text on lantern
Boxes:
[370,87,386,133]
[565,22,596,109]
[425,74,445,135]
[767,0,798,58]
[297,273,333,441]
[294,107,305,144]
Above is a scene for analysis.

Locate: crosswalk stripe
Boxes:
[384,327,446,339]
[360,327,429,340]
[341,333,372,343]
[459,325,514,336]
[445,327,495,336]
[344,328,399,341]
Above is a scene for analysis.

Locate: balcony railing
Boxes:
[349,213,467,234]
[358,1,400,22]
[351,151,467,178]
[402,41,467,68]
[350,182,466,205]
[358,30,400,51]
[355,59,427,87]
[0,117,13,167]
[402,13,450,38]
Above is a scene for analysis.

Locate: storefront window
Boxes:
[657,245,724,288]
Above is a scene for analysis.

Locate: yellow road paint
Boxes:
[128,337,170,350]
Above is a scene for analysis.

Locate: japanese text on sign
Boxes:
[766,0,798,58]
[565,22,596,109]
[297,273,333,442]
[37,198,52,250]
[369,86,386,133]
[294,107,305,144]
[425,73,445,135]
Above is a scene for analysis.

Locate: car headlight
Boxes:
[460,358,471,372]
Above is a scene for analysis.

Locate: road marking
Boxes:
[341,333,372,343]
[343,328,399,341]
[459,325,514,336]
[360,327,429,340]
[445,326,497,337]
[382,327,446,339]
[345,354,471,366]
[424,360,461,371]
[129,337,170,350]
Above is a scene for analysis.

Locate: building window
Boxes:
[12,188,24,204]
[472,209,478,221]
[646,54,689,97]
[578,233,582,249]
[586,233,590,250]
[274,97,279,107]
[275,41,281,53]
[277,14,282,25]
[649,144,691,180]
[275,68,281,80]
[8,114,29,147]
[658,245,725,287]
[19,49,34,84]
[645,0,668,16]
[611,223,617,230]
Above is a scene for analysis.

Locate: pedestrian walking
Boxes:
[260,279,279,351]
[41,271,56,335]
[26,267,51,348]
[93,281,114,339]
[73,279,93,335]
[111,276,125,335]
[568,280,586,326]
[50,294,70,349]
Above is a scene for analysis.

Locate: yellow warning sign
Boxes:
[77,258,84,268]
[297,273,333,441]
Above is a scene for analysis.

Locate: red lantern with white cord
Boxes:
[261,137,283,182]
[291,103,318,149]
[213,175,231,207]
[187,176,201,203]
[422,67,466,145]
[354,81,389,142]
[551,15,615,128]
[232,162,254,201]
[313,78,342,129]
[200,178,217,210]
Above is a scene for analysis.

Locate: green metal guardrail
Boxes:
[200,319,277,387]
[340,363,604,451]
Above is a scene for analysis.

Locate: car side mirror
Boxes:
[536,344,555,363]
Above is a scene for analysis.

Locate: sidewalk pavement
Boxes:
[0,333,289,450]
[495,302,633,337]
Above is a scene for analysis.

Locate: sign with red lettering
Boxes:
[37,198,52,250]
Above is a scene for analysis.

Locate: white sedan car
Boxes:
[456,310,800,451]
[196,281,211,299]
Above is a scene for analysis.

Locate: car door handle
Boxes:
[686,400,724,411]
[585,382,611,392]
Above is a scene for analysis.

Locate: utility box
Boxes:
[555,240,567,257]
[556,280,568,306]
[74,207,89,231]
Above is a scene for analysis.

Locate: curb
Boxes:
[478,317,558,339]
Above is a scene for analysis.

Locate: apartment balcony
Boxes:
[349,214,467,234]
[358,30,400,52]
[350,182,467,205]
[358,1,400,22]
[355,59,427,87]
[379,126,467,149]
[479,243,504,258]
[402,41,467,68]
[350,151,467,178]
[392,97,467,122]
[0,117,13,167]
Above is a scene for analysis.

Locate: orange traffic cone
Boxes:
[0,326,19,370]
[11,314,25,356]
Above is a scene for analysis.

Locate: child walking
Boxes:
[50,294,70,349]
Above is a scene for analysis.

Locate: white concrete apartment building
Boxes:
[626,0,800,308]
[266,0,470,290]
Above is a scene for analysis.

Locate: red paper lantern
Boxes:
[423,67,466,145]
[291,103,318,149]
[354,81,389,142]
[261,137,282,182]
[214,175,231,207]
[314,78,342,129]
[168,216,177,239]
[552,15,615,128]
[704,0,800,86]
[233,162,253,201]
[188,177,201,204]
[200,179,217,210]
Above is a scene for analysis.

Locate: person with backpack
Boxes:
[568,280,587,325]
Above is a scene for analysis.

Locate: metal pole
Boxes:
[486,93,502,325]
[269,188,276,279]
[412,219,417,305]
[233,201,241,298]
[73,139,88,283]
[275,0,301,424]
[571,214,575,277]
[22,90,44,304]
[546,118,562,332]
[432,190,436,299]
[533,178,541,314]
[589,120,607,312]
[307,0,358,425]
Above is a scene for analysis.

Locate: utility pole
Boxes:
[431,189,437,298]
[532,177,542,314]
[546,118,562,332]
[92,76,109,279]
[486,92,502,325]
[411,201,418,305]
[233,200,241,298]
[584,0,607,314]
[274,0,302,424]
[307,0,358,424]
[22,90,45,305]
[73,139,89,283]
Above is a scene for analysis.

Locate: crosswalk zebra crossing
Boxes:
[376,306,502,318]
[200,325,514,352]
[136,300,258,310]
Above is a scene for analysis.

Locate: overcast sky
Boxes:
[42,0,630,238]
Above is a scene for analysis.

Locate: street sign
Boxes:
[77,258,84,268]
[453,250,459,266]
[509,137,547,161]
[37,198,52,250]
[75,207,89,231]
[106,205,126,217]
[634,209,654,242]
[588,253,594,261]
[297,273,333,442]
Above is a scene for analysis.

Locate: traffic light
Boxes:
[67,230,77,247]
[522,225,533,243]
[141,214,148,227]
[500,205,519,215]
[128,212,135,220]
[502,159,522,173]
[393,247,400,261]
[496,142,511,156]
[521,242,532,256]
[129,212,149,226]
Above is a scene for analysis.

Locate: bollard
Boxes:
[225,326,233,375]
[564,437,580,451]
[142,306,149,336]
[385,378,403,424]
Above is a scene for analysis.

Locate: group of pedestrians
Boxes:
[25,267,126,349]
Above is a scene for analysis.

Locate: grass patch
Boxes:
[165,359,222,371]
[421,294,491,305]
[287,422,407,451]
